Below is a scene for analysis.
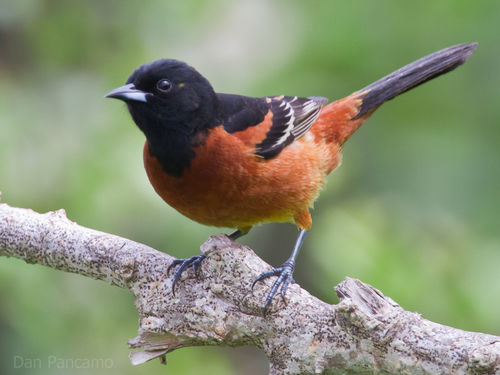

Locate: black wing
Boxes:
[219,93,328,159]
[255,95,328,159]
[219,93,269,134]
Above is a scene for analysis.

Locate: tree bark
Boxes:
[1,202,499,374]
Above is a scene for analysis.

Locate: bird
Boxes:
[106,43,476,315]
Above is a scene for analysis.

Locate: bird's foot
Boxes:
[167,254,206,295]
[252,260,295,317]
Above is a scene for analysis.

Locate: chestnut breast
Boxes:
[143,126,339,229]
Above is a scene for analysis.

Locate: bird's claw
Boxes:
[167,254,206,295]
[252,260,295,317]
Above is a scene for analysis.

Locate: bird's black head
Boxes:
[107,59,220,136]
[106,59,221,177]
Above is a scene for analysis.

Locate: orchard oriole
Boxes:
[106,43,476,315]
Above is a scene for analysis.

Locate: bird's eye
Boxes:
[157,79,172,92]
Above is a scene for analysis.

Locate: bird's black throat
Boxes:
[127,101,220,178]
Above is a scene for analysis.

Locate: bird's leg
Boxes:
[228,227,251,240]
[168,227,252,295]
[252,229,308,317]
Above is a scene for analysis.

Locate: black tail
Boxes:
[355,43,477,119]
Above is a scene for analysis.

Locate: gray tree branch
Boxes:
[1,202,499,374]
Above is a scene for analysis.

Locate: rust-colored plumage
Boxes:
[143,94,369,232]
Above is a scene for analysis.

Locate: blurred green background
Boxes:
[1,0,499,374]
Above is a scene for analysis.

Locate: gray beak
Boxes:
[105,83,148,103]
